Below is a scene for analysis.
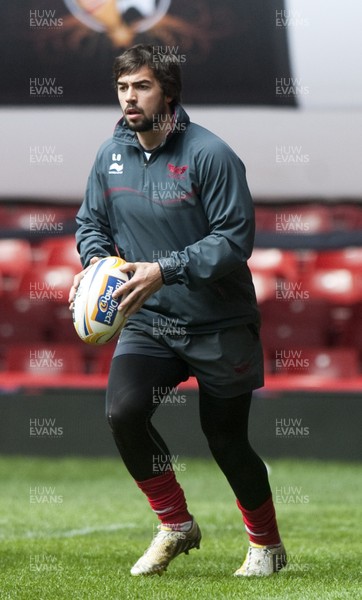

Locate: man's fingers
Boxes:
[68,272,84,303]
[111,262,135,300]
[68,256,100,307]
[119,289,145,318]
[112,261,162,316]
[113,279,132,299]
[119,261,135,273]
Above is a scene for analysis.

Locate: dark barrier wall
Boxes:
[1,389,361,461]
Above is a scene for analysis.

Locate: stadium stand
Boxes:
[38,236,83,269]
[301,268,362,305]
[314,247,362,270]
[0,239,33,291]
[0,201,361,393]
[302,347,360,378]
[5,343,85,375]
[260,299,331,352]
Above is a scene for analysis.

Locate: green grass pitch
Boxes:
[0,456,361,599]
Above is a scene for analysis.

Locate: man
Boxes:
[69,44,287,577]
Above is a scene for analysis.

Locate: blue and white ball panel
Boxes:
[73,256,130,345]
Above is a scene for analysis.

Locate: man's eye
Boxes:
[118,86,127,92]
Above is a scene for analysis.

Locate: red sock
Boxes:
[135,470,192,527]
[237,496,281,546]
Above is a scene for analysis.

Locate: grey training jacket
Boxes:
[76,104,260,333]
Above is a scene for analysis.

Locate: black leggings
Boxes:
[106,354,271,510]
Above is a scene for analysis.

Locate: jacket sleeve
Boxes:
[75,159,118,268]
[158,141,255,289]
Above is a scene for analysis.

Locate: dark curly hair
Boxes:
[113,44,182,107]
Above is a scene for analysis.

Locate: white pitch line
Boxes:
[0,522,137,541]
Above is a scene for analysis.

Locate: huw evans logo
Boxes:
[92,275,124,326]
[29,9,63,28]
[275,78,310,97]
[275,418,310,438]
[275,213,310,232]
[152,385,187,405]
[29,78,63,98]
[29,214,64,232]
[275,10,310,28]
[29,350,63,369]
[29,554,63,573]
[276,281,309,300]
[152,45,187,64]
[276,146,310,164]
[30,418,63,438]
[153,114,186,133]
[275,350,310,371]
[152,454,186,474]
[152,181,189,201]
[29,146,63,165]
[152,317,186,337]
[29,486,63,504]
[275,486,309,504]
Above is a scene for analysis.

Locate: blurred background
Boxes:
[0,0,361,461]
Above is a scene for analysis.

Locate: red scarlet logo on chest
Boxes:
[167,163,188,179]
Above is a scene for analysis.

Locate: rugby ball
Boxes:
[72,256,130,345]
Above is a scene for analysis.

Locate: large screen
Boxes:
[1,0,294,105]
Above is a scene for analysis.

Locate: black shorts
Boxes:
[113,322,264,398]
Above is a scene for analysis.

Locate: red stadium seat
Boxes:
[255,205,335,234]
[0,239,33,291]
[255,207,278,232]
[0,204,32,230]
[260,299,331,354]
[51,305,79,342]
[5,344,85,375]
[292,250,322,279]
[315,248,362,271]
[252,272,278,304]
[38,236,82,269]
[6,266,78,345]
[302,268,362,304]
[0,297,48,344]
[303,347,360,378]
[332,204,362,231]
[339,303,362,351]
[274,205,334,234]
[249,249,301,304]
[1,204,77,232]
[15,265,77,306]
[90,344,117,374]
[249,249,299,280]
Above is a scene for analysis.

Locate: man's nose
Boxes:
[125,86,137,103]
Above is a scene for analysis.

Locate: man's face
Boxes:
[117,66,172,132]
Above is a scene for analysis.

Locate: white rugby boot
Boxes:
[234,541,287,576]
[130,519,201,576]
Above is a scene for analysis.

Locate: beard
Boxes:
[124,114,155,132]
[123,97,171,133]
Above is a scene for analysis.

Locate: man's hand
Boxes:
[68,256,100,310]
[113,261,163,317]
